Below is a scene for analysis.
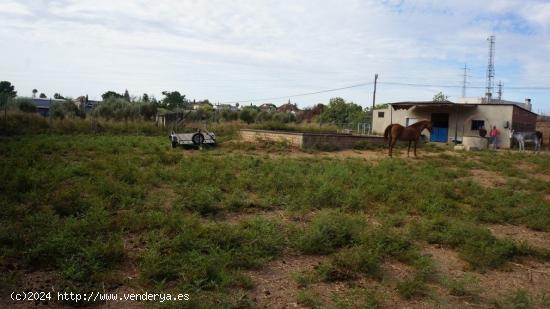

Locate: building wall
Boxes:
[372,107,410,135]
[512,106,537,131]
[473,105,514,149]
[240,129,386,149]
[373,104,515,148]
[536,116,550,147]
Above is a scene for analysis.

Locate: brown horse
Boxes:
[383,120,432,157]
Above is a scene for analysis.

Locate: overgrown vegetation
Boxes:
[0,128,549,307]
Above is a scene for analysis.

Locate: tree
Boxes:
[53,93,65,100]
[124,89,130,102]
[39,93,47,98]
[92,98,139,120]
[161,91,187,109]
[101,91,124,101]
[50,100,81,119]
[0,81,17,98]
[433,92,448,102]
[239,106,257,124]
[139,102,157,120]
[142,93,149,102]
[319,97,366,125]
[16,98,36,113]
[366,103,389,111]
[32,89,38,98]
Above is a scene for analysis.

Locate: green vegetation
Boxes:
[1,126,549,307]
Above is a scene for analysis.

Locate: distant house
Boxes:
[74,96,101,113]
[372,97,537,149]
[31,98,66,117]
[259,103,277,112]
[214,104,239,112]
[277,100,300,114]
[191,101,213,110]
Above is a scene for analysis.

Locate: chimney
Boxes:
[525,98,532,111]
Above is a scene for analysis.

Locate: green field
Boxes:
[1,131,550,308]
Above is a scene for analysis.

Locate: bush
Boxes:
[412,218,518,270]
[317,246,380,281]
[50,100,83,119]
[296,210,365,254]
[92,98,140,120]
[141,216,285,289]
[15,98,36,113]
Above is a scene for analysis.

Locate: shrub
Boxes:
[50,100,84,119]
[317,246,380,281]
[412,218,518,270]
[296,210,364,254]
[92,98,140,120]
[15,98,36,113]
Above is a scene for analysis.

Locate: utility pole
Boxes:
[372,73,378,111]
[371,73,378,133]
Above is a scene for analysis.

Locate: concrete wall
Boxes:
[302,133,385,149]
[372,104,516,148]
[240,129,385,150]
[240,129,304,148]
[472,105,513,149]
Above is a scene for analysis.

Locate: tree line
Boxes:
[1,80,383,126]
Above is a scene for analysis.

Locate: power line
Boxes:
[217,80,550,104]
[219,81,373,104]
[378,81,484,88]
[379,81,550,90]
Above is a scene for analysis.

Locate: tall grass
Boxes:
[1,132,549,306]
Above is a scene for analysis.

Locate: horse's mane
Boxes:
[408,120,430,128]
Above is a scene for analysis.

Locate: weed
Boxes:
[295,209,365,254]
[297,290,323,308]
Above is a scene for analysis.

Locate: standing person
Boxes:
[489,126,498,149]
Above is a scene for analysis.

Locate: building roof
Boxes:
[388,101,537,115]
[31,98,66,108]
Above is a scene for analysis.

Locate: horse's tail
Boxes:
[384,125,392,141]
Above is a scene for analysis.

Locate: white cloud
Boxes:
[0,1,31,15]
[0,0,549,113]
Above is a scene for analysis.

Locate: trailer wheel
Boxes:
[192,133,205,145]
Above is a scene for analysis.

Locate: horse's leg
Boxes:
[390,138,397,157]
[407,140,411,157]
[414,140,417,157]
[521,141,525,152]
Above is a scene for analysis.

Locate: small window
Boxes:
[471,120,484,130]
[378,112,385,118]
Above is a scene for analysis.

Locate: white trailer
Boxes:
[170,129,216,148]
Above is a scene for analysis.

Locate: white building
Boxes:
[372,98,537,149]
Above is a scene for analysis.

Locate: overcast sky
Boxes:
[1,0,550,113]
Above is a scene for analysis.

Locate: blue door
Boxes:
[430,113,449,143]
[430,127,448,142]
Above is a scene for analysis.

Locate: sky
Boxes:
[1,0,550,113]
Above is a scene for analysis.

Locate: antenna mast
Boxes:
[485,35,496,102]
[497,81,502,102]
[462,64,468,97]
